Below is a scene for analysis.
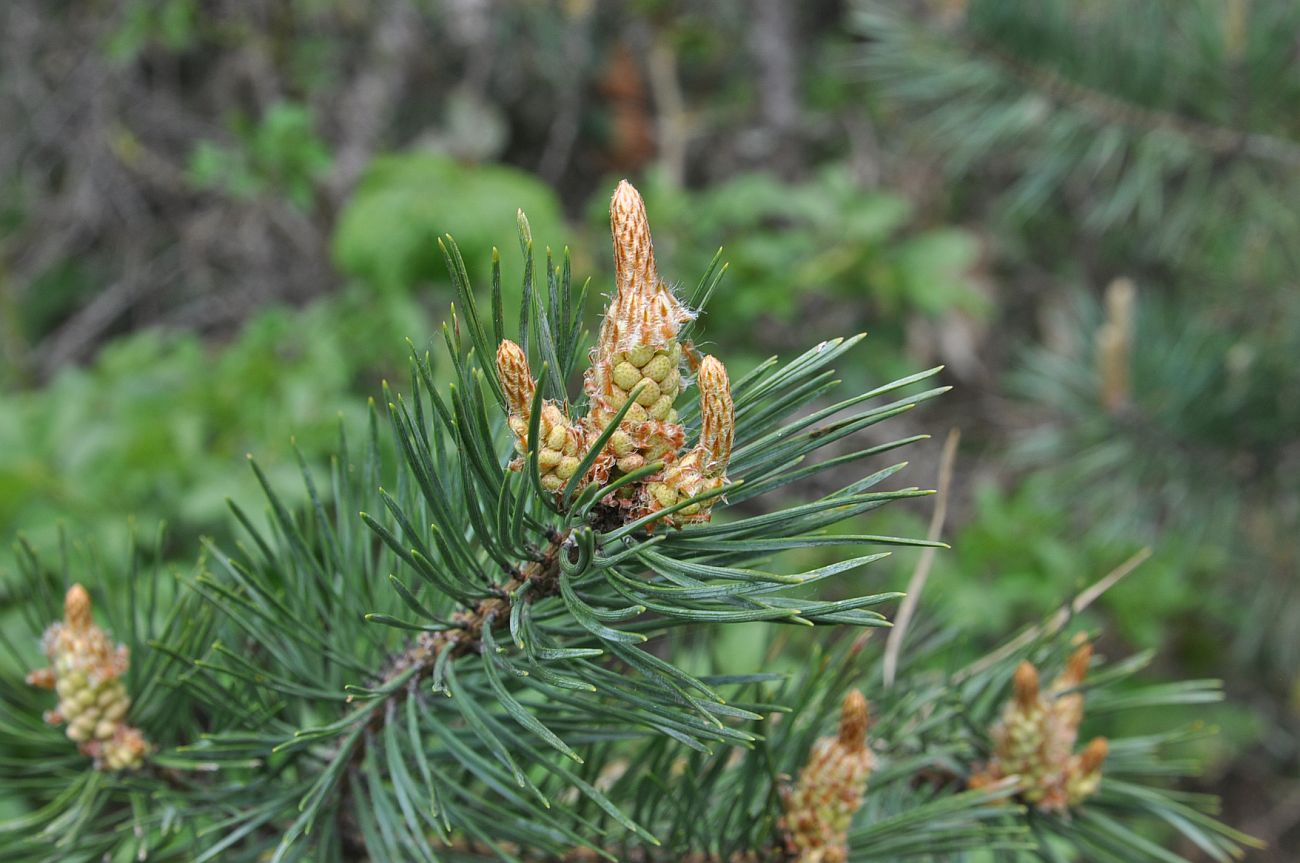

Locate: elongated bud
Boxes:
[1049,642,1091,747]
[634,354,734,527]
[1013,661,1040,711]
[1105,278,1135,339]
[1096,325,1128,413]
[838,690,870,753]
[611,179,657,296]
[496,339,536,421]
[597,181,693,360]
[1079,737,1108,774]
[697,355,734,476]
[1097,277,1135,413]
[1065,736,1109,806]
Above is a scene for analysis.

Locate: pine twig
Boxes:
[381,530,570,683]
[882,428,959,688]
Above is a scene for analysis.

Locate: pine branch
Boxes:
[0,178,1254,862]
[854,0,1300,283]
[967,26,1300,168]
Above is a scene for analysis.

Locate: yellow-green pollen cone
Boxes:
[969,646,1109,812]
[782,690,874,863]
[26,584,151,771]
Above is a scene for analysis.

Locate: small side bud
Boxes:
[1060,643,1093,689]
[838,690,870,753]
[496,340,586,490]
[496,339,536,421]
[697,355,734,476]
[1066,736,1109,806]
[26,667,55,689]
[1013,661,1040,711]
[1079,736,1108,774]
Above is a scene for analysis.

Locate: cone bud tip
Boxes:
[1080,737,1108,774]
[1013,661,1040,710]
[1063,643,1093,687]
[838,689,870,751]
[496,339,536,419]
[65,584,92,630]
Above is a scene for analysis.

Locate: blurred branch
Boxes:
[974,36,1300,168]
[32,257,180,379]
[325,0,424,204]
[647,31,688,188]
[537,2,593,184]
[0,262,32,385]
[843,112,882,188]
[748,0,803,177]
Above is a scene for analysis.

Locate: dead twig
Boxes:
[882,428,960,687]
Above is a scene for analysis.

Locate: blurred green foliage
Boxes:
[106,0,199,61]
[0,291,422,573]
[334,154,569,294]
[189,103,334,209]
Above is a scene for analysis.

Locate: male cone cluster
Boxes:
[969,644,1108,811]
[26,584,151,770]
[498,180,734,527]
[782,690,875,863]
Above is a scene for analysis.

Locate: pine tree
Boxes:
[853,0,1300,715]
[1,181,1256,861]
